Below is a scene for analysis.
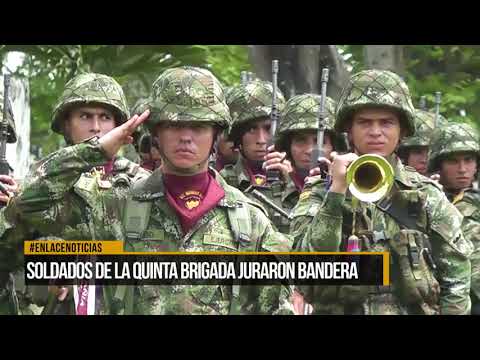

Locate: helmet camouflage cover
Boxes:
[336,69,415,136]
[52,73,130,134]
[227,79,286,142]
[428,122,480,172]
[145,66,231,132]
[275,93,336,152]
[400,109,449,148]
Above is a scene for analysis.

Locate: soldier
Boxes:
[291,69,472,315]
[221,80,292,233]
[0,73,151,315]
[429,122,480,314]
[212,132,239,172]
[275,93,339,205]
[131,98,162,171]
[210,85,239,172]
[4,67,294,315]
[397,109,448,176]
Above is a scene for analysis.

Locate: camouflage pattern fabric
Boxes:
[51,73,130,134]
[220,157,295,234]
[451,189,480,313]
[0,139,294,315]
[291,156,473,315]
[275,93,337,153]
[0,140,150,315]
[227,80,286,143]
[145,66,231,131]
[335,70,416,136]
[291,69,472,315]
[400,109,448,149]
[428,122,480,173]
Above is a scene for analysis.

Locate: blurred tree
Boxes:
[339,45,480,130]
[0,45,251,155]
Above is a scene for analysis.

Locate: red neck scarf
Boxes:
[243,158,267,186]
[163,171,225,234]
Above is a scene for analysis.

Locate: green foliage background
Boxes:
[1,45,479,156]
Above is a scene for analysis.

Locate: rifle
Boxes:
[0,74,15,197]
[434,92,441,128]
[266,60,281,184]
[241,71,248,85]
[245,185,292,221]
[419,96,427,111]
[310,68,330,178]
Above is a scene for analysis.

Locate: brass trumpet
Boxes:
[346,154,394,203]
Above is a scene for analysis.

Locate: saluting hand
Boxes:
[99,110,150,159]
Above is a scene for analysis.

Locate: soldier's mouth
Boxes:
[175,148,195,154]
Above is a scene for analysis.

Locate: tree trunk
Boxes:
[247,45,350,100]
[364,45,405,75]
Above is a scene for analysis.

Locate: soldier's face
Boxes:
[241,118,272,161]
[290,131,333,170]
[407,146,429,175]
[217,133,239,164]
[439,152,478,191]
[349,108,402,157]
[64,106,116,144]
[155,122,215,173]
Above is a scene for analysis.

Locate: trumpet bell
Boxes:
[346,154,394,203]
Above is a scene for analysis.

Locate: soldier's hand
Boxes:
[329,152,359,194]
[264,145,292,181]
[99,110,150,159]
[308,157,332,177]
[0,175,19,204]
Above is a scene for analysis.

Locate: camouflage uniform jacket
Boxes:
[450,188,480,309]
[2,139,294,315]
[0,142,150,314]
[291,156,473,315]
[220,157,295,233]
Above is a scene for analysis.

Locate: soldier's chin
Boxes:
[171,159,200,169]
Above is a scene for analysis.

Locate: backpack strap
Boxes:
[225,199,253,315]
[112,196,153,315]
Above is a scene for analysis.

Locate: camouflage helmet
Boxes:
[131,97,150,116]
[428,122,480,172]
[400,109,449,148]
[145,66,231,132]
[227,80,286,142]
[52,73,130,134]
[224,86,235,105]
[336,69,415,136]
[275,93,336,152]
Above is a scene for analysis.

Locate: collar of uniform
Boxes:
[132,167,239,208]
[391,155,414,188]
[131,167,165,201]
[233,155,254,186]
[211,167,241,208]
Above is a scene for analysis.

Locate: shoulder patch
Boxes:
[299,190,312,202]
